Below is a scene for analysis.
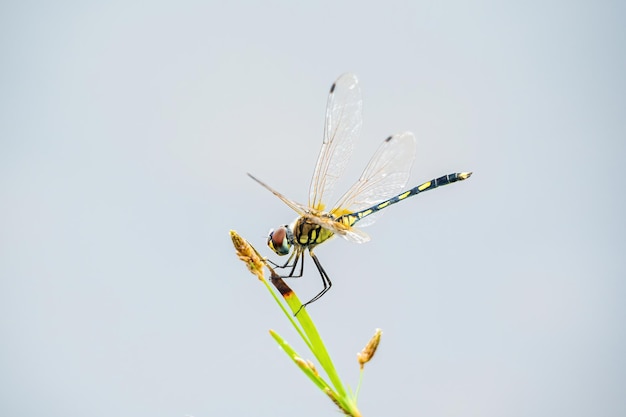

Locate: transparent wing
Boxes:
[248,172,370,243]
[330,132,417,226]
[247,173,308,215]
[308,73,362,212]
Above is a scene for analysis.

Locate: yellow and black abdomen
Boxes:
[339,172,472,226]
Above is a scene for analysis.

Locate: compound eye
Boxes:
[268,226,292,256]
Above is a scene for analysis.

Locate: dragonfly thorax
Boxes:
[293,215,336,248]
[267,225,294,256]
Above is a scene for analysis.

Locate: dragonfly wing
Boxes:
[330,132,417,226]
[247,173,308,215]
[308,73,363,212]
[339,227,371,243]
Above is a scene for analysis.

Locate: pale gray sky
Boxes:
[1,1,625,416]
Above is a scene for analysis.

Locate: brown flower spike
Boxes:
[230,230,265,280]
[357,328,382,370]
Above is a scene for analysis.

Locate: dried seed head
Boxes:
[357,328,382,370]
[293,357,319,377]
[230,230,265,280]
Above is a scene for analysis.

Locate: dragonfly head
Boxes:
[267,225,294,256]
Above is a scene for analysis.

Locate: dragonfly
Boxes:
[248,73,471,310]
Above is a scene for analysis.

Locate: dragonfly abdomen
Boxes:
[341,171,472,226]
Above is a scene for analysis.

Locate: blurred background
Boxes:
[1,1,624,416]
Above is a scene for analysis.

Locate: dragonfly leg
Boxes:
[288,251,305,278]
[266,250,295,269]
[268,249,305,279]
[296,250,332,314]
[265,258,282,268]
